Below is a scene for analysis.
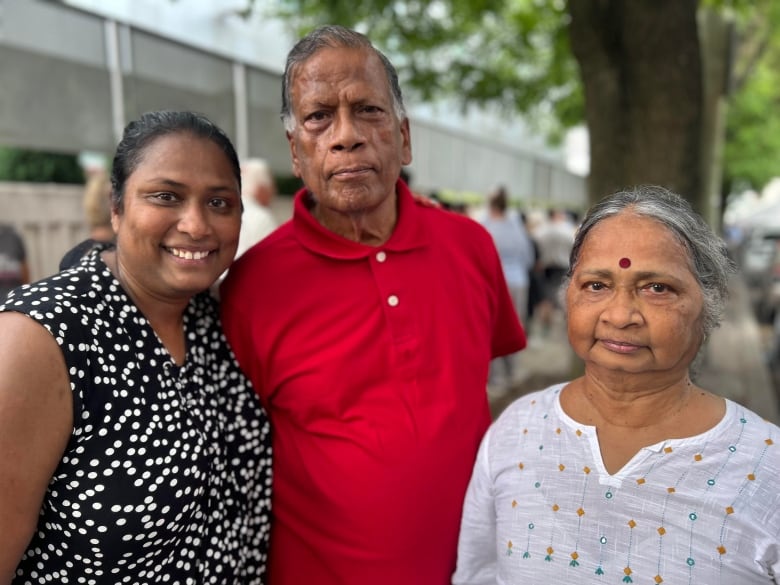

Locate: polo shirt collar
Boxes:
[292,179,428,259]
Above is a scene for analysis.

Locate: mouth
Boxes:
[599,339,644,354]
[165,246,214,261]
[330,165,373,178]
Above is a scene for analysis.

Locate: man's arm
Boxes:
[0,313,72,582]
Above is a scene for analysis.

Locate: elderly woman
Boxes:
[453,186,780,584]
[0,111,272,583]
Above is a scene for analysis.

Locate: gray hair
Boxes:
[280,25,407,132]
[566,185,736,338]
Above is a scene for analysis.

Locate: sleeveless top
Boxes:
[1,246,272,584]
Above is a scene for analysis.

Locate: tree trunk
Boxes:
[568,0,704,210]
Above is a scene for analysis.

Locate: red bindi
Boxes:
[619,257,631,269]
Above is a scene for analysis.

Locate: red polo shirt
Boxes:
[221,181,525,585]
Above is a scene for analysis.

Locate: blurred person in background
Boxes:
[220,24,526,585]
[60,169,116,269]
[481,186,535,389]
[235,157,278,259]
[0,223,29,300]
[0,110,272,583]
[83,168,115,243]
[453,186,779,585]
[533,207,576,334]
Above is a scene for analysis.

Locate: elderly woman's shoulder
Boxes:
[493,383,567,427]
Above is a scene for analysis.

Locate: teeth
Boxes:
[170,248,210,260]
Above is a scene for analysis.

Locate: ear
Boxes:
[110,204,121,233]
[399,118,412,166]
[286,131,302,178]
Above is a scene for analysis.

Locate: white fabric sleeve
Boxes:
[452,428,497,585]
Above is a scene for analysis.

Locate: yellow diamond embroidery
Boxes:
[518,462,524,470]
[547,546,554,555]
[628,519,636,529]
[577,508,585,517]
[747,473,756,481]
[636,478,646,485]
[583,466,591,474]
[576,429,583,437]
[552,504,560,512]
[624,567,632,576]
[655,575,663,583]
[766,438,774,446]
[718,545,727,555]
[694,454,702,461]
[657,527,666,536]
[667,487,676,494]
[664,446,673,454]
[725,506,734,515]
[571,552,579,560]
[512,500,518,508]
[559,464,566,472]
[507,540,513,549]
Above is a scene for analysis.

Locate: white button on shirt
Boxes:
[376,251,387,262]
[387,295,399,307]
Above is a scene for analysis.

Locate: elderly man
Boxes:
[220,25,526,585]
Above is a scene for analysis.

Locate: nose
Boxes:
[329,111,365,152]
[600,289,643,328]
[178,202,213,239]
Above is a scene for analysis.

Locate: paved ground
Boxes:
[489,274,780,425]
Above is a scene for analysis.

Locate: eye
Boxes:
[303,111,330,128]
[586,281,606,291]
[646,282,669,294]
[152,192,177,203]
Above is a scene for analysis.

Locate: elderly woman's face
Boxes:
[566,212,704,379]
[110,132,241,302]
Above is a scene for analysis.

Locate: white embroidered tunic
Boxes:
[454,384,780,585]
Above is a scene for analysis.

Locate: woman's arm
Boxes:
[0,312,72,583]
[452,431,499,585]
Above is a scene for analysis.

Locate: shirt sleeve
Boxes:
[452,428,498,585]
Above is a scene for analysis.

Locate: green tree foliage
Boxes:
[254,0,780,198]
[0,147,84,184]
[724,61,780,194]
[722,1,780,194]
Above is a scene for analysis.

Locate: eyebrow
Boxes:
[144,178,236,193]
[578,268,674,281]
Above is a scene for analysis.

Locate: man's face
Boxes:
[286,46,412,215]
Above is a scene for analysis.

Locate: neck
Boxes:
[311,193,397,246]
[102,250,188,363]
[576,371,696,429]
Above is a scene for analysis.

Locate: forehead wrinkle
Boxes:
[577,267,678,282]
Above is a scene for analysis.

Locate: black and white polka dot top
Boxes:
[1,246,272,584]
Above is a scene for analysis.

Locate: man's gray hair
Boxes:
[566,185,737,337]
[280,25,407,132]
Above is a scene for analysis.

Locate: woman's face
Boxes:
[111,132,241,305]
[566,212,704,380]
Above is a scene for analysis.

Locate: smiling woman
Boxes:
[453,186,780,585]
[0,111,272,583]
